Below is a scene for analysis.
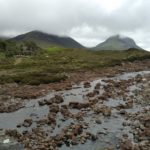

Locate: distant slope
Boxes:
[94,35,143,50]
[10,31,84,49]
[0,36,9,40]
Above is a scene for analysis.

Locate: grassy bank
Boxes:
[0,48,149,85]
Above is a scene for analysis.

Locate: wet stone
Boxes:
[120,139,134,150]
[83,81,91,88]
[69,102,90,109]
[95,119,102,124]
[49,104,60,113]
[22,118,32,128]
[119,110,127,115]
[94,83,101,90]
[50,95,64,104]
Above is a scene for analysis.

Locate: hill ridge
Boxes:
[10,30,84,49]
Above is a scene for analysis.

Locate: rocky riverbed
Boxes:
[0,70,150,150]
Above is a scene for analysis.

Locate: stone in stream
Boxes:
[139,140,150,149]
[22,118,32,127]
[89,98,99,105]
[38,95,64,106]
[60,107,73,118]
[93,105,111,116]
[94,83,101,90]
[117,100,133,109]
[86,92,95,97]
[95,119,102,124]
[47,112,56,124]
[83,81,91,88]
[49,104,60,113]
[61,104,68,109]
[0,102,23,113]
[133,120,141,128]
[0,130,23,150]
[73,112,84,121]
[91,134,98,141]
[120,139,134,150]
[5,129,21,140]
[50,95,64,104]
[135,74,143,83]
[68,102,90,109]
[140,115,150,128]
[125,99,133,108]
[38,100,46,106]
[119,110,127,115]
[16,123,22,128]
[86,89,99,97]
[55,123,99,146]
[103,107,111,116]
[36,118,49,126]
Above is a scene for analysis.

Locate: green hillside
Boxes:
[0,46,149,85]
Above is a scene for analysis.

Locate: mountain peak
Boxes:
[106,34,133,41]
[95,34,142,50]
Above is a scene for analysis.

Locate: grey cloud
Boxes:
[0,0,150,49]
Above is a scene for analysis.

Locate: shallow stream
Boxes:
[0,71,150,150]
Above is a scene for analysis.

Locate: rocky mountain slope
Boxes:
[94,35,142,50]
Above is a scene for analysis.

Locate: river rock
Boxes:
[95,83,101,90]
[133,120,141,128]
[50,95,64,104]
[60,108,73,118]
[49,104,59,113]
[120,110,127,115]
[5,129,21,139]
[22,118,32,127]
[48,112,56,124]
[120,139,133,150]
[86,92,96,97]
[94,106,111,116]
[140,115,150,128]
[83,82,91,88]
[38,99,47,106]
[91,134,98,141]
[95,119,102,124]
[69,102,90,109]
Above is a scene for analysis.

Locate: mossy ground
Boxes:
[0,48,149,85]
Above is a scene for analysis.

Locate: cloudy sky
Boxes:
[0,0,150,49]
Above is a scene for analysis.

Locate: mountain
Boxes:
[10,31,84,49]
[94,35,143,50]
[0,36,9,40]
